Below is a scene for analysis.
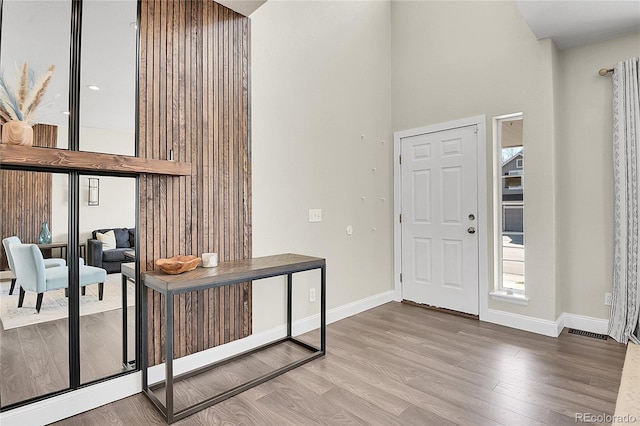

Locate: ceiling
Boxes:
[1,0,637,135]
[225,1,640,51]
[1,0,137,132]
[514,0,640,50]
[216,0,267,17]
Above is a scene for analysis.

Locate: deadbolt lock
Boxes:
[468,214,475,221]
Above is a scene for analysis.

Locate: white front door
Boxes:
[401,125,479,315]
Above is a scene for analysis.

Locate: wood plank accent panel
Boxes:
[139,0,251,366]
[0,144,191,176]
[0,125,57,269]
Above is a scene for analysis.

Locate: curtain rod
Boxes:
[599,68,614,76]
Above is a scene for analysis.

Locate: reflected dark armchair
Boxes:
[87,228,135,274]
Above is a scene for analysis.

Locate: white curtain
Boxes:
[609,57,640,344]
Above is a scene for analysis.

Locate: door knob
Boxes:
[467,227,476,234]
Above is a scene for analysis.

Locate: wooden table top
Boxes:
[37,242,86,249]
[142,253,325,294]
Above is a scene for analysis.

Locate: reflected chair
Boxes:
[2,236,66,295]
[11,244,107,313]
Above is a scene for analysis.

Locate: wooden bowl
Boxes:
[156,255,201,275]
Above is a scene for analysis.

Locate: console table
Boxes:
[37,242,86,260]
[141,253,326,424]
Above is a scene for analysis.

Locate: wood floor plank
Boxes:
[398,405,465,426]
[35,301,627,425]
[0,328,35,405]
[325,334,561,425]
[254,378,366,426]
[305,345,504,425]
[320,387,410,426]
[493,381,612,425]
[1,296,131,406]
[16,320,67,397]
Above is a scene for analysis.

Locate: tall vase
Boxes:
[38,222,52,244]
[1,120,33,146]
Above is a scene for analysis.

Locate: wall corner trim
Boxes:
[560,312,609,335]
[481,309,610,338]
[483,308,560,337]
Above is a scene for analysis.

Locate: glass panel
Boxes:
[0,171,70,406]
[79,175,136,384]
[499,117,525,291]
[79,0,137,156]
[0,0,71,149]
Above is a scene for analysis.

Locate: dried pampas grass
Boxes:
[0,62,55,125]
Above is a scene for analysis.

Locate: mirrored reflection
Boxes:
[0,171,69,406]
[79,0,137,156]
[0,0,71,149]
[80,175,137,384]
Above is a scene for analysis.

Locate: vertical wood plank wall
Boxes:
[0,125,57,269]
[139,0,252,365]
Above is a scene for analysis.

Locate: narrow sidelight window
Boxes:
[495,114,525,294]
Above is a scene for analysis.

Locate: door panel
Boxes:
[442,167,462,223]
[401,125,478,315]
[414,238,432,283]
[413,170,431,222]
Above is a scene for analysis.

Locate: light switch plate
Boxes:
[309,209,322,223]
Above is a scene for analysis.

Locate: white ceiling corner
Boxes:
[514,0,640,50]
[215,0,268,17]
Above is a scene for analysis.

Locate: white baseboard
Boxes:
[292,289,395,336]
[149,289,395,383]
[0,372,141,426]
[558,312,609,335]
[1,289,394,424]
[481,309,610,338]
[482,308,561,337]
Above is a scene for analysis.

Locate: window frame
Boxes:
[492,113,526,300]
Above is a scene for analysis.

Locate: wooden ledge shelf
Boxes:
[0,144,191,176]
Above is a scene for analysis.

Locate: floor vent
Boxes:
[568,329,608,340]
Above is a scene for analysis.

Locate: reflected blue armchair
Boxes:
[11,244,107,313]
[3,236,66,295]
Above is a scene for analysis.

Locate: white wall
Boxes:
[250,0,393,331]
[51,175,136,244]
[391,0,559,321]
[52,126,136,244]
[253,0,638,330]
[557,32,640,319]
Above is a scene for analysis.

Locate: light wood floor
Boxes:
[0,305,135,406]
[52,302,627,425]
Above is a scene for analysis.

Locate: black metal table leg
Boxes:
[287,273,293,337]
[140,255,326,424]
[165,292,175,424]
[142,285,148,391]
[321,265,326,354]
[122,273,128,367]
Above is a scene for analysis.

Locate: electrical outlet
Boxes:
[309,288,316,303]
[605,292,612,306]
[308,209,322,223]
